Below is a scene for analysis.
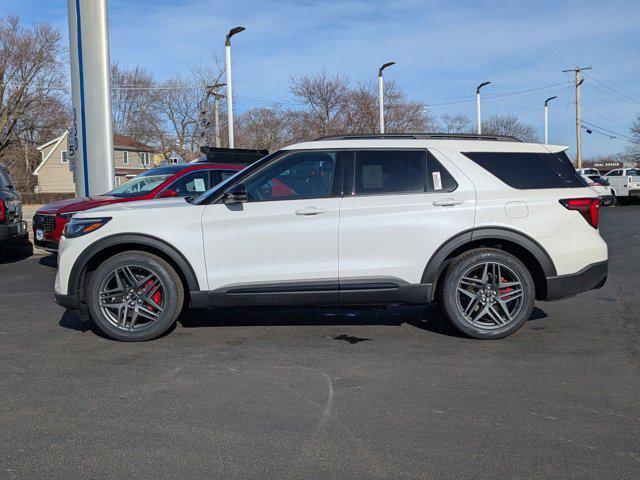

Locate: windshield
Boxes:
[107,173,173,197]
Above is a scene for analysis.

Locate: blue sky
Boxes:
[3,0,640,157]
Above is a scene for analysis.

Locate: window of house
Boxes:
[122,151,129,165]
[61,150,68,163]
[141,153,151,166]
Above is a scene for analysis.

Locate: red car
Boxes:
[33,162,244,252]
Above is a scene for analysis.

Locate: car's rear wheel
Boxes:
[87,251,184,341]
[439,248,535,339]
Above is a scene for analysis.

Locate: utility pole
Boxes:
[210,84,225,148]
[562,66,591,168]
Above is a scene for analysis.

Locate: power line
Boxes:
[582,120,633,141]
[581,104,630,130]
[590,68,640,99]
[427,82,572,107]
[583,73,640,105]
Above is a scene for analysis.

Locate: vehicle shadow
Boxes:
[0,235,33,264]
[38,253,57,268]
[177,304,549,338]
[57,304,548,339]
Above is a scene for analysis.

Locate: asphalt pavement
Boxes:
[0,205,639,479]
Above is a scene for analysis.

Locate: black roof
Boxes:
[199,146,269,164]
[315,133,521,142]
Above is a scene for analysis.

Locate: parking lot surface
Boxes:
[1,205,639,479]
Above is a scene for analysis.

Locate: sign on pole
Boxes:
[67,0,115,197]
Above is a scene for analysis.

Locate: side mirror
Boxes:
[158,189,178,198]
[222,183,248,205]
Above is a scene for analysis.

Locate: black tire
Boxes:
[87,251,184,341]
[439,248,535,339]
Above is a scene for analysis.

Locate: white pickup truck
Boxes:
[603,168,640,202]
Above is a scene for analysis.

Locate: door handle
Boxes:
[295,206,327,216]
[432,198,464,207]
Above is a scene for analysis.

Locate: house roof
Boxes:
[33,131,69,176]
[113,134,156,153]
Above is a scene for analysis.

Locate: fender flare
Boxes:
[421,227,557,289]
[67,233,200,296]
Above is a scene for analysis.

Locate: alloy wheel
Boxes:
[97,265,166,332]
[455,261,524,330]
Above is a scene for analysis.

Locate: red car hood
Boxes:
[37,196,125,215]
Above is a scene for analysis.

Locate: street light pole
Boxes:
[378,62,395,134]
[544,96,557,144]
[476,81,491,134]
[225,26,245,148]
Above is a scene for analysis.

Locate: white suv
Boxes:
[54,134,608,341]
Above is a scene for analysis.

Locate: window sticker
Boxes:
[193,178,206,192]
[432,171,442,190]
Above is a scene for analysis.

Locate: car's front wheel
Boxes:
[87,251,184,341]
[439,248,535,339]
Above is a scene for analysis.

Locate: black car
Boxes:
[0,163,27,243]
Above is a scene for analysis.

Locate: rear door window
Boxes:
[353,150,457,195]
[462,151,586,189]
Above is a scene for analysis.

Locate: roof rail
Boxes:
[314,133,522,142]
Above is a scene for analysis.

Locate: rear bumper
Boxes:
[0,221,27,241]
[545,260,608,300]
[629,189,640,198]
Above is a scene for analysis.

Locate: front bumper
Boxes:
[545,260,608,300]
[0,221,27,241]
[55,293,78,309]
[600,194,615,206]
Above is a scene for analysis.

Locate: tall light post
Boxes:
[544,96,557,144]
[476,81,491,134]
[378,61,395,134]
[225,26,245,148]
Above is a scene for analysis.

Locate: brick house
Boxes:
[33,131,157,193]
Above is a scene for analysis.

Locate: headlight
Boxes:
[63,217,111,238]
[59,211,81,220]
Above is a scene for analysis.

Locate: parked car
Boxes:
[54,134,608,342]
[33,162,244,252]
[581,174,615,206]
[602,167,640,203]
[0,163,27,244]
[576,168,600,176]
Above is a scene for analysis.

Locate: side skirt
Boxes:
[191,280,432,308]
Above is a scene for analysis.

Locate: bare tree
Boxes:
[0,15,67,190]
[110,63,160,144]
[439,113,473,134]
[482,113,538,142]
[289,69,349,138]
[235,105,295,151]
[629,114,640,157]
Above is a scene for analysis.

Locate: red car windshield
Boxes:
[107,173,174,197]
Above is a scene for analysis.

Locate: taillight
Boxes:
[0,199,5,223]
[560,198,599,229]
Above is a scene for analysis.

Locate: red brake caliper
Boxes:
[143,280,162,311]
[499,277,512,300]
